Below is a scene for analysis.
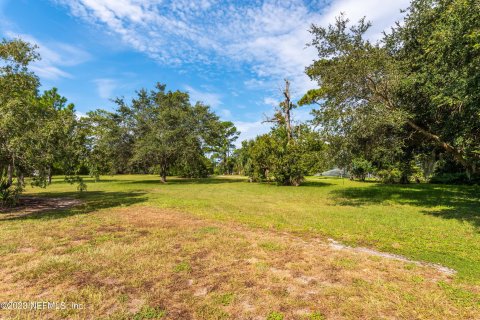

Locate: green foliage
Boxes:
[82,84,238,182]
[132,306,166,320]
[237,125,328,186]
[214,293,235,306]
[209,121,239,175]
[377,168,402,184]
[0,38,84,198]
[350,158,373,181]
[310,312,326,320]
[266,311,284,320]
[0,177,21,207]
[304,0,480,183]
[430,173,480,185]
[173,261,191,273]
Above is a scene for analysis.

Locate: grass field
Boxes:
[1,175,479,319]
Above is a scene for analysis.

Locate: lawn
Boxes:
[1,175,479,319]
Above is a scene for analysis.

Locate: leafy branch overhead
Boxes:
[302,0,480,181]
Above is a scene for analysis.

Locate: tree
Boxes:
[0,38,85,203]
[302,0,480,182]
[36,88,77,185]
[350,158,374,181]
[210,121,239,175]
[236,79,330,186]
[89,84,232,182]
[82,109,134,177]
[0,38,40,187]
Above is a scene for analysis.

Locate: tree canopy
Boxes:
[301,0,480,182]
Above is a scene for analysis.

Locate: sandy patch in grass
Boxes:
[0,206,478,319]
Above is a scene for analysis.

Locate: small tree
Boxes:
[350,158,373,181]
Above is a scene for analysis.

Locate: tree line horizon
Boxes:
[1,0,479,205]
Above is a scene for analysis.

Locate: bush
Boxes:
[377,168,402,184]
[350,158,373,181]
[0,179,21,207]
[271,144,305,186]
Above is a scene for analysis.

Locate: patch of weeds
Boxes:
[117,293,129,303]
[402,292,416,302]
[259,241,283,251]
[132,306,166,320]
[173,261,191,273]
[196,226,220,234]
[63,244,91,254]
[21,257,77,282]
[404,263,417,271]
[214,293,235,306]
[411,275,424,284]
[266,311,284,320]
[352,278,369,287]
[255,261,269,271]
[309,312,326,320]
[367,255,382,262]
[333,257,357,269]
[438,281,480,307]
[0,244,17,254]
[91,234,115,245]
[196,304,229,320]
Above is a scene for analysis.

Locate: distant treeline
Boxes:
[1,0,479,206]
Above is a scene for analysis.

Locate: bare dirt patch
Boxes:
[0,206,478,319]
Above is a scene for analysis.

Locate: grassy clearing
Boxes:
[0,206,477,319]
[22,175,480,282]
[1,175,479,318]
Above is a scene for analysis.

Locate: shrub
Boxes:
[350,158,373,181]
[271,144,305,186]
[0,179,21,207]
[377,168,402,184]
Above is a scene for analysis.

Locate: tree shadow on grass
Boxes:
[331,183,480,228]
[124,176,248,185]
[159,177,334,188]
[300,180,335,188]
[0,191,147,221]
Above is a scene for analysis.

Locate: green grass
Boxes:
[20,174,480,284]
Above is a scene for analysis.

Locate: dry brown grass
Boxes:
[0,206,478,319]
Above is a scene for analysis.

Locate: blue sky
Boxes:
[0,0,409,142]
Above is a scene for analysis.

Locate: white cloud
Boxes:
[31,64,71,80]
[319,0,410,39]
[263,97,279,107]
[233,120,271,146]
[185,85,222,108]
[4,31,91,80]
[54,0,409,100]
[94,78,117,99]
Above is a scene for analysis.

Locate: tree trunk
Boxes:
[400,173,410,184]
[283,79,292,142]
[19,173,25,187]
[48,166,52,185]
[7,163,13,186]
[160,162,167,183]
